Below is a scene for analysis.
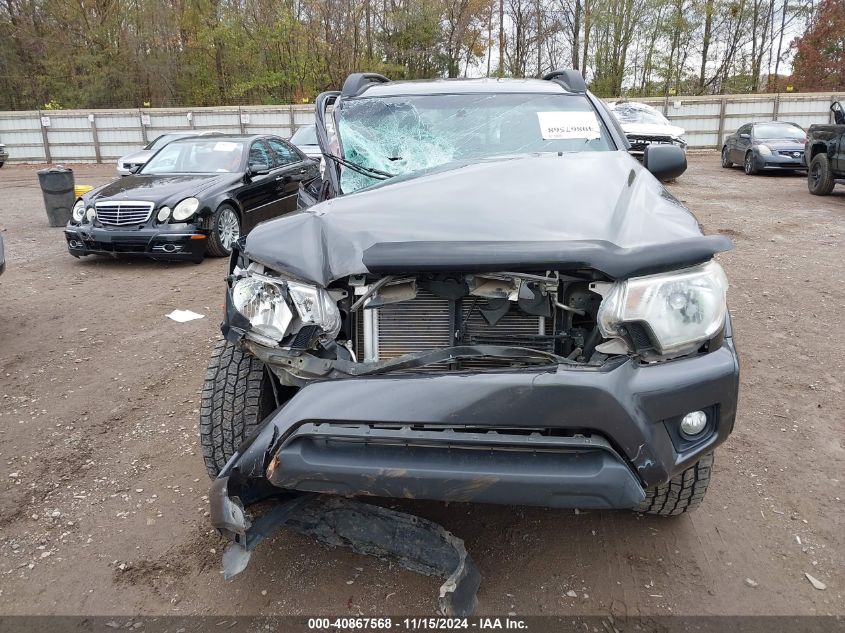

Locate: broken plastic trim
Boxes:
[218,491,481,616]
[243,342,586,379]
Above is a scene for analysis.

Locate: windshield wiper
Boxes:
[324,153,396,180]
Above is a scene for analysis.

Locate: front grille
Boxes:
[95,201,153,226]
[626,135,677,154]
[777,150,803,158]
[355,289,552,370]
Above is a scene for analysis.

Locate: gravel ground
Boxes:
[0,155,842,617]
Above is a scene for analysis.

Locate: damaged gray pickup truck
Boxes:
[202,71,739,560]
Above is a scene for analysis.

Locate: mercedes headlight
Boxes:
[72,200,85,222]
[231,273,341,343]
[172,197,199,221]
[596,261,728,356]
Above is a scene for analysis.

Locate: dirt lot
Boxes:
[0,155,842,618]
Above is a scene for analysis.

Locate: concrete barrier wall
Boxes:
[0,93,842,164]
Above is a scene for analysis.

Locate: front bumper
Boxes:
[64,224,207,262]
[753,152,806,170]
[212,338,739,522]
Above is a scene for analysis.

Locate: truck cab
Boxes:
[805,101,845,195]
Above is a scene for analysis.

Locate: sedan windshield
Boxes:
[754,123,805,141]
[290,126,318,145]
[141,139,245,174]
[145,133,191,151]
[336,93,613,192]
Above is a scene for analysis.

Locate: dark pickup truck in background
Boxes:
[806,101,845,195]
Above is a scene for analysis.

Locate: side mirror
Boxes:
[129,164,143,174]
[832,101,844,125]
[643,144,687,182]
[248,162,271,176]
[739,133,751,139]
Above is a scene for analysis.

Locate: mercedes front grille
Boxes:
[95,201,154,226]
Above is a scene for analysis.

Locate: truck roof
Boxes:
[353,77,578,98]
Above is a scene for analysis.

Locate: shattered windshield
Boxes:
[336,93,613,192]
[609,102,671,127]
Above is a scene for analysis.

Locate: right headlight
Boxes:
[72,200,85,222]
[596,260,728,356]
[172,198,199,221]
[231,273,341,343]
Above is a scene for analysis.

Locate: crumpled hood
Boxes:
[621,122,686,139]
[245,152,731,285]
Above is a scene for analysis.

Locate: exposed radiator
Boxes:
[355,289,553,368]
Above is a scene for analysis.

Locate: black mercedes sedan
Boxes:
[65,135,320,262]
[721,121,807,175]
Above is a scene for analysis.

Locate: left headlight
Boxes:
[72,200,85,222]
[172,197,200,221]
[596,260,729,357]
[757,144,772,156]
[232,273,341,343]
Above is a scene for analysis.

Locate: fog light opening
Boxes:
[680,410,708,436]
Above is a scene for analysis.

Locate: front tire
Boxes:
[207,204,241,257]
[808,153,835,195]
[720,147,733,168]
[744,152,758,175]
[637,453,713,515]
[199,339,276,478]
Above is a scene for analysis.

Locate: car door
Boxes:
[732,124,752,162]
[266,137,319,214]
[236,140,278,230]
[835,132,845,173]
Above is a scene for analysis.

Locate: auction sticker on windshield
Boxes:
[537,111,601,140]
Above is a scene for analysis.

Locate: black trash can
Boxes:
[37,166,75,227]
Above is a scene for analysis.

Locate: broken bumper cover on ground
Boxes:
[64,224,207,261]
[211,337,739,516]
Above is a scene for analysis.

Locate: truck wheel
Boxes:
[637,453,713,515]
[808,153,835,196]
[200,338,275,478]
[720,147,733,168]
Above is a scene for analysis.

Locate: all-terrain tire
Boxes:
[637,453,714,515]
[808,153,835,196]
[200,338,275,478]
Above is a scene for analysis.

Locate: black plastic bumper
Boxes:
[64,224,207,262]
[213,338,739,514]
[269,425,645,508]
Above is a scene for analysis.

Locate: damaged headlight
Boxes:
[595,260,728,356]
[232,272,341,343]
[72,200,85,222]
[232,277,294,341]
